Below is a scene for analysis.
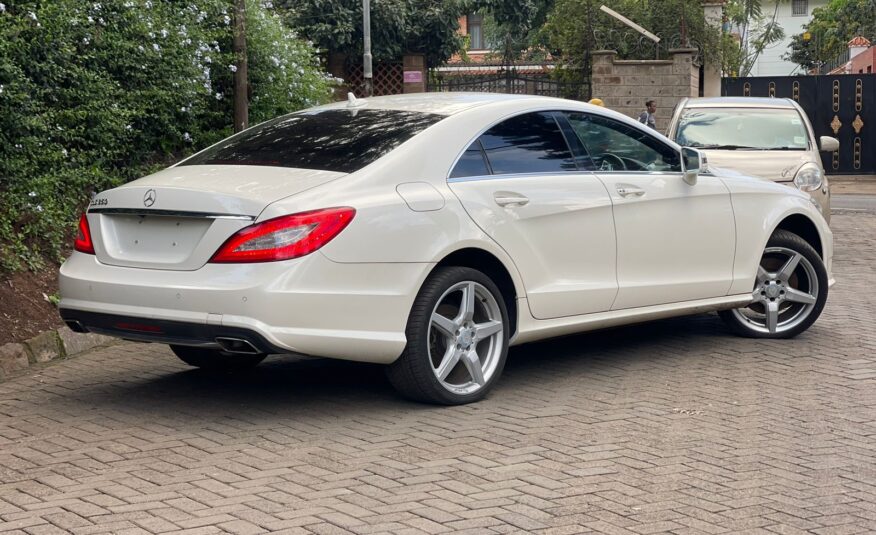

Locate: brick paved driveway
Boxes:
[1,213,874,535]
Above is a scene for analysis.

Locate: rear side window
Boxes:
[450,140,491,178]
[456,112,576,176]
[181,109,443,173]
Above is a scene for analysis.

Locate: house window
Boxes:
[467,14,484,50]
[792,0,808,16]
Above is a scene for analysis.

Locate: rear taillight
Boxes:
[209,207,356,263]
[74,213,95,254]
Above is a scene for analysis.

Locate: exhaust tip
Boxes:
[65,320,89,333]
[215,337,261,355]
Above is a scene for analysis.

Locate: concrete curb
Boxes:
[0,327,115,382]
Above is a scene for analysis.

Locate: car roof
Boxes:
[682,96,798,109]
[312,92,587,116]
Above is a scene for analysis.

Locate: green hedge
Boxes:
[0,0,333,271]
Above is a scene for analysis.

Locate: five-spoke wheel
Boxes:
[387,267,509,404]
[720,230,827,338]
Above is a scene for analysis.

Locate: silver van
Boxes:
[667,97,836,222]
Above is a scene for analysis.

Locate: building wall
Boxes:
[749,0,828,76]
[591,50,699,133]
[850,47,876,74]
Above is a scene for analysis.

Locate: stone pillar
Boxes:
[402,53,426,94]
[590,50,619,106]
[702,1,725,97]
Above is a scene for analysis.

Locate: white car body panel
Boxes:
[59,93,834,366]
[449,173,617,319]
[595,170,736,310]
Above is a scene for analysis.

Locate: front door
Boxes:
[563,111,736,310]
[448,111,618,319]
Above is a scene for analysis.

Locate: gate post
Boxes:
[402,54,426,94]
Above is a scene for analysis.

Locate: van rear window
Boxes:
[180,109,443,173]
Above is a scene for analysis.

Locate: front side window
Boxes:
[476,112,577,175]
[675,107,810,151]
[181,109,443,173]
[564,112,681,172]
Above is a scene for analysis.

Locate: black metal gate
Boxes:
[430,72,591,101]
[722,74,875,175]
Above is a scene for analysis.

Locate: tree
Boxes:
[785,0,876,72]
[725,0,787,77]
[543,0,723,82]
[467,0,555,64]
[280,0,465,68]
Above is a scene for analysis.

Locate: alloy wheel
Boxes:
[731,246,820,335]
[428,281,505,395]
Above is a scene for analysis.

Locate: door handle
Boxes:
[616,185,645,197]
[494,192,530,207]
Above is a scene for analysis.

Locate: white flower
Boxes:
[214,92,223,100]
[0,4,6,13]
[145,0,152,8]
[183,132,192,142]
[28,191,37,197]
[125,124,132,130]
[153,43,160,52]
[28,11,37,21]
[180,106,187,112]
[204,56,211,64]
[83,37,90,44]
[35,205,43,213]
[87,16,94,23]
[61,148,68,157]
[138,45,144,52]
[229,64,237,73]
[160,29,168,38]
[223,14,230,25]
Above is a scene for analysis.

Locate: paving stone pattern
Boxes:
[1,213,874,534]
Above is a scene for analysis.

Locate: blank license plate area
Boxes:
[102,215,213,264]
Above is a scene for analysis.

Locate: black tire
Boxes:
[719,229,828,339]
[170,345,266,372]
[386,266,510,405]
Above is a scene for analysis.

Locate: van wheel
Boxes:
[387,267,509,405]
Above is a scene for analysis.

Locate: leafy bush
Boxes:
[0,0,332,271]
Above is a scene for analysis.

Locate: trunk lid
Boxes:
[88,165,345,270]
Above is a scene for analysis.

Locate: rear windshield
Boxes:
[180,108,443,173]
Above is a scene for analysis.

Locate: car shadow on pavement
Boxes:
[58,313,734,418]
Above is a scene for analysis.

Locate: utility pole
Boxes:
[232,0,248,132]
[362,0,373,97]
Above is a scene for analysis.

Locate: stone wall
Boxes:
[591,49,700,133]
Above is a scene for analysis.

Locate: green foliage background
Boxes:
[0,0,332,271]
[785,0,876,71]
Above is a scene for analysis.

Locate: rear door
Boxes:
[563,111,736,310]
[448,111,618,319]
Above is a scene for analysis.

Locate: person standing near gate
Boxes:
[638,100,657,129]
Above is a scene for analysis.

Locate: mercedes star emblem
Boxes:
[143,189,157,207]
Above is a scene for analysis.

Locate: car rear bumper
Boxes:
[59,252,432,364]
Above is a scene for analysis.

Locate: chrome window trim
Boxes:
[449,170,599,183]
[87,208,255,221]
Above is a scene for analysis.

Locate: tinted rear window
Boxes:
[180,109,443,173]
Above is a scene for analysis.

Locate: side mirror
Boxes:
[681,147,702,186]
[819,136,839,152]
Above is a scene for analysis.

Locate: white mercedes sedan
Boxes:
[59,93,834,405]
